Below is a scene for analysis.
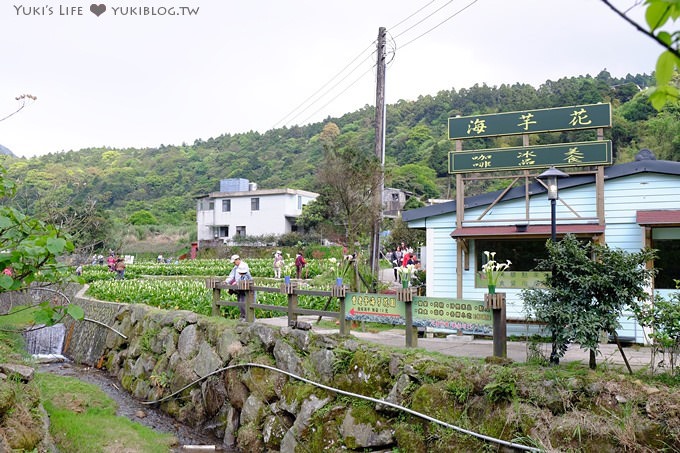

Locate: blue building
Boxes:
[403,150,680,343]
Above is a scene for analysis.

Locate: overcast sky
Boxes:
[0,0,662,158]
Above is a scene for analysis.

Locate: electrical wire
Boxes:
[285,51,378,127]
[271,43,377,128]
[272,0,482,130]
[142,362,542,452]
[391,0,458,40]
[298,65,377,125]
[398,0,480,50]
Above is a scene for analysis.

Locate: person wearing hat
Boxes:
[226,254,252,319]
[272,251,284,279]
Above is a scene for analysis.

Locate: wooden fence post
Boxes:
[397,288,417,347]
[484,292,507,358]
[207,278,221,317]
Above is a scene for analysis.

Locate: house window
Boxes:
[653,238,680,289]
[236,226,246,236]
[208,201,214,211]
[476,239,548,272]
[251,198,260,211]
[475,238,550,289]
[297,195,302,210]
[222,199,231,212]
[392,193,400,201]
[218,226,229,237]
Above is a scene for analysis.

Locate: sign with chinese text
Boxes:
[475,271,547,289]
[345,292,493,334]
[345,292,405,325]
[413,297,492,334]
[448,140,611,174]
[448,103,611,140]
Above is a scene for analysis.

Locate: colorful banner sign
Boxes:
[413,297,492,334]
[345,292,405,325]
[345,292,493,334]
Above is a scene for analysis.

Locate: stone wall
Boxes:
[66,294,425,451]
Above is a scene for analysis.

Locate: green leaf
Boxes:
[0,274,13,290]
[46,237,67,254]
[656,50,677,85]
[66,304,85,321]
[34,309,54,326]
[646,1,671,31]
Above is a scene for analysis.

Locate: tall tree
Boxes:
[317,124,381,253]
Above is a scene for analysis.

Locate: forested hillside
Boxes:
[1,70,678,248]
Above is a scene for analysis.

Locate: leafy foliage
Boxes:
[632,282,680,375]
[0,71,671,253]
[0,165,84,325]
[522,235,656,367]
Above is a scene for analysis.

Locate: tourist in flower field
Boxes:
[226,254,252,319]
[295,252,306,279]
[273,251,284,279]
[391,246,403,282]
[114,258,126,280]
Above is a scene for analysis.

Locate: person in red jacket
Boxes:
[295,252,306,279]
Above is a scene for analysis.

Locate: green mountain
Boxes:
[1,70,676,234]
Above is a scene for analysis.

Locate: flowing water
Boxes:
[24,323,224,451]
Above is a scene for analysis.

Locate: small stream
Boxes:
[39,360,226,452]
[25,324,226,451]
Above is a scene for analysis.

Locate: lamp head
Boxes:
[537,167,569,200]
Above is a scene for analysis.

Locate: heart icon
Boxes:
[90,4,106,16]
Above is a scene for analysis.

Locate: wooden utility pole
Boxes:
[370,27,387,285]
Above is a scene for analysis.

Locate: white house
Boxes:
[196,181,318,244]
[403,150,680,343]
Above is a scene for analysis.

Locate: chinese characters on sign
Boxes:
[448,141,612,174]
[449,103,611,140]
[412,297,492,334]
[344,293,492,334]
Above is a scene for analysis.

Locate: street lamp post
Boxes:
[538,167,569,242]
[537,167,569,365]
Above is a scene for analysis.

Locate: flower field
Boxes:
[81,258,335,281]
[83,259,342,319]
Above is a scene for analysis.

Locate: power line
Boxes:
[273,0,481,130]
[280,51,377,127]
[398,0,480,50]
[391,0,458,40]
[299,65,377,125]
[271,42,377,128]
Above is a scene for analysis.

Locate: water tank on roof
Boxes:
[220,178,249,192]
[248,182,258,191]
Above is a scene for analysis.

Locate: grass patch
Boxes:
[36,372,177,453]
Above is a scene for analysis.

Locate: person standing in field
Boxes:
[295,252,306,279]
[226,254,252,319]
[273,251,284,279]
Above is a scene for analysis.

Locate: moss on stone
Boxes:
[394,422,427,452]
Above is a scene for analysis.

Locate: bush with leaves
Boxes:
[522,234,656,368]
[632,280,680,375]
[0,165,83,325]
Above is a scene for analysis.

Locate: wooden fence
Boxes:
[206,279,421,346]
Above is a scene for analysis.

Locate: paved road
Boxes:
[258,267,653,370]
[258,315,652,370]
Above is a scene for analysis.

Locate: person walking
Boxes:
[227,254,253,319]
